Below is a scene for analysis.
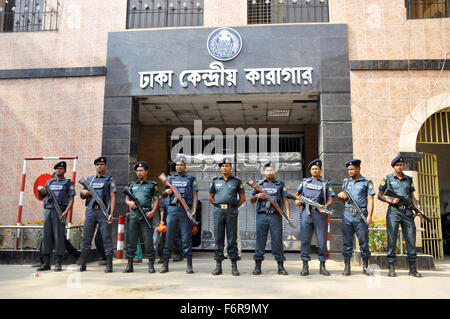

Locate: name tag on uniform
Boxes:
[49,185,64,191]
[262,187,277,194]
[306,184,322,190]
[216,183,223,187]
[92,183,105,189]
[173,181,188,187]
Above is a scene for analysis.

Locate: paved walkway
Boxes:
[1,252,450,299]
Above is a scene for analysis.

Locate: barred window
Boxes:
[248,0,329,24]
[0,0,59,32]
[406,0,449,19]
[127,0,203,29]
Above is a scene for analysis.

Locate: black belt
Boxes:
[345,207,367,214]
[169,202,190,208]
[258,209,276,214]
[214,203,237,209]
[392,204,408,210]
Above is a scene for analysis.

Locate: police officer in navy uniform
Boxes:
[36,161,76,271]
[209,157,246,276]
[250,162,290,275]
[79,157,116,273]
[295,159,335,276]
[378,154,423,278]
[337,159,375,276]
[123,161,159,273]
[160,155,198,274]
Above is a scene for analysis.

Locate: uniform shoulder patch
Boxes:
[369,183,374,189]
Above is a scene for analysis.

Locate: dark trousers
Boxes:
[163,206,193,258]
[213,208,239,262]
[126,212,155,260]
[39,237,80,259]
[300,208,328,262]
[94,226,106,260]
[342,210,370,259]
[42,209,66,257]
[386,207,417,263]
[254,212,285,261]
[81,209,113,256]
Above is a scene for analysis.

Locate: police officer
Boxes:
[295,159,335,276]
[79,157,116,273]
[250,162,290,275]
[209,157,246,276]
[160,155,198,274]
[337,159,375,276]
[378,154,423,278]
[36,161,76,271]
[124,161,159,273]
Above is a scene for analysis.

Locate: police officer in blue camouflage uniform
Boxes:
[160,155,198,274]
[36,161,76,272]
[123,161,159,273]
[79,157,116,273]
[295,159,335,276]
[250,162,290,276]
[378,154,422,278]
[209,157,246,276]
[337,159,375,276]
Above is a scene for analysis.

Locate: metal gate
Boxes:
[168,131,305,251]
[417,153,444,260]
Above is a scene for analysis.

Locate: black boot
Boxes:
[277,261,288,275]
[320,261,330,276]
[212,261,222,275]
[342,257,351,276]
[54,255,63,272]
[388,261,396,277]
[104,255,113,273]
[300,261,309,276]
[252,260,262,275]
[148,259,156,273]
[231,260,240,276]
[160,257,169,273]
[78,254,87,272]
[37,255,51,271]
[186,256,194,274]
[409,260,422,278]
[363,258,373,276]
[123,258,134,273]
[173,254,183,262]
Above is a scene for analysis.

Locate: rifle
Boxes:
[247,179,295,228]
[342,183,370,227]
[288,193,334,216]
[123,186,153,230]
[384,189,432,223]
[158,173,199,226]
[78,177,109,218]
[44,184,67,225]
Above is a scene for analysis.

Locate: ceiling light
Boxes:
[268,109,290,117]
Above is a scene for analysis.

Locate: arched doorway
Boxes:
[399,93,450,260]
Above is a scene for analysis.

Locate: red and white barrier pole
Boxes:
[66,157,78,240]
[327,215,331,259]
[117,216,125,259]
[16,159,27,249]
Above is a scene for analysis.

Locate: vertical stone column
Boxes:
[319,92,353,258]
[102,96,139,247]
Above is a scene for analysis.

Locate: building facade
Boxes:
[0,0,449,257]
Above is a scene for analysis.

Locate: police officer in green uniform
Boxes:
[123,161,159,273]
[37,161,76,272]
[378,154,423,278]
[209,157,246,276]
